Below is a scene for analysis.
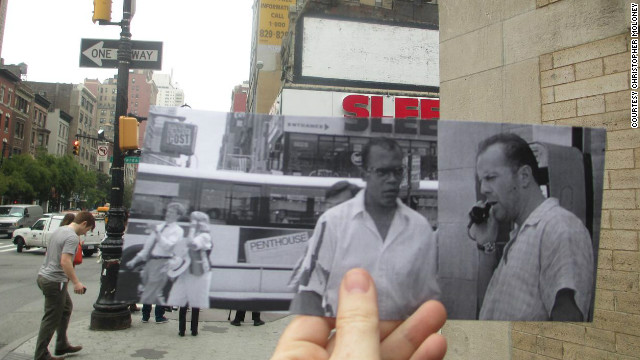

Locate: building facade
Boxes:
[0,67,18,160]
[242,0,440,176]
[218,82,250,171]
[10,81,33,155]
[45,108,72,157]
[0,0,7,59]
[30,93,51,155]
[153,73,185,107]
[69,84,98,170]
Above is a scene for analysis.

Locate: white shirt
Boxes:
[137,222,184,259]
[479,198,594,320]
[305,190,441,320]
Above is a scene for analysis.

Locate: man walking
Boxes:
[35,211,95,360]
[291,137,440,320]
[471,133,594,321]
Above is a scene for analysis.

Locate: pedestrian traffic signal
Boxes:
[119,116,139,151]
[73,140,80,156]
[92,0,112,23]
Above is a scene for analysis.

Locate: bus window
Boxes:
[200,182,232,223]
[229,184,261,224]
[269,185,325,226]
[131,176,196,220]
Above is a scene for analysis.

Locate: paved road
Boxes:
[0,236,103,350]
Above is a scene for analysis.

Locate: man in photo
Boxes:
[35,211,95,360]
[290,137,440,320]
[471,133,594,321]
[288,180,360,314]
[127,202,186,322]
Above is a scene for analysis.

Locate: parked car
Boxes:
[0,204,44,238]
[12,214,106,256]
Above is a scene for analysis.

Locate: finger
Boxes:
[381,300,447,360]
[271,315,332,360]
[331,268,380,360]
[379,320,402,340]
[408,334,447,360]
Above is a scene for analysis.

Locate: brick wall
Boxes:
[511,25,640,360]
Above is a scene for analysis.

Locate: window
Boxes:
[14,121,24,139]
[268,185,325,226]
[0,87,4,103]
[32,219,46,231]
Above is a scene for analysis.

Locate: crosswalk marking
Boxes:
[0,243,44,253]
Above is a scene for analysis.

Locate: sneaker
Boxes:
[156,317,169,324]
[142,318,149,323]
[254,320,265,326]
[230,320,241,326]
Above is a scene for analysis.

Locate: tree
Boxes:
[52,155,82,209]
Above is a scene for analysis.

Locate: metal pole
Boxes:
[90,0,133,330]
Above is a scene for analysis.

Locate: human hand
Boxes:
[468,201,498,247]
[73,281,86,295]
[126,257,139,269]
[271,268,447,360]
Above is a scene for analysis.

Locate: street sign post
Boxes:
[80,38,163,70]
[97,143,109,162]
[124,157,140,164]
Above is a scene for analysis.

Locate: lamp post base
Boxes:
[90,306,132,330]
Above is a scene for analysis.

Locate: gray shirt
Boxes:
[38,226,79,282]
[479,198,594,320]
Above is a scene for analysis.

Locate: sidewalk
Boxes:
[1,309,292,360]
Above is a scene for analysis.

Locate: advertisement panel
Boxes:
[259,0,295,46]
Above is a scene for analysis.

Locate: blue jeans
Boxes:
[142,304,165,321]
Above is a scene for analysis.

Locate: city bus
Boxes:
[118,163,437,311]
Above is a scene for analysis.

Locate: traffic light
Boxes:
[92,0,112,23]
[119,116,139,151]
[72,140,80,156]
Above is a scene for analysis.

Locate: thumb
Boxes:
[331,268,380,360]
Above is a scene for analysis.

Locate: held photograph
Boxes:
[116,106,605,322]
[115,106,439,318]
[436,120,605,321]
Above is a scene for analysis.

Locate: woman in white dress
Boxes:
[167,211,213,336]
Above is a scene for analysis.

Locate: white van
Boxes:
[0,205,44,238]
[12,213,106,256]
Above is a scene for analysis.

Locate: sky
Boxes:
[2,0,255,112]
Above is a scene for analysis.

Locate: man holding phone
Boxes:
[35,211,95,360]
[470,133,594,321]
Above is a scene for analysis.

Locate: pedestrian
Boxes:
[166,211,213,336]
[290,137,440,319]
[59,213,75,226]
[126,202,186,323]
[230,310,265,326]
[287,179,360,308]
[470,133,594,321]
[34,211,95,360]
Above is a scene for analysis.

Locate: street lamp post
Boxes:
[90,0,133,330]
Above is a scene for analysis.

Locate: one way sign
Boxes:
[79,38,163,70]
